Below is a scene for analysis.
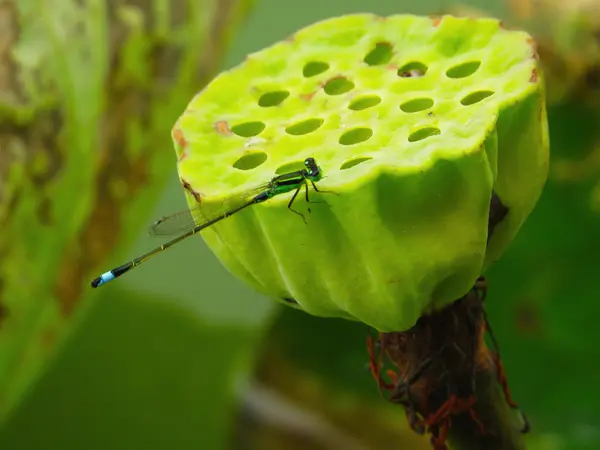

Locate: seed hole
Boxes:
[397,62,428,77]
[408,127,441,142]
[400,98,434,113]
[285,118,324,136]
[460,90,494,105]
[339,127,373,145]
[233,151,268,170]
[348,95,382,111]
[446,61,481,78]
[340,157,373,170]
[275,160,305,175]
[324,77,355,95]
[303,61,329,77]
[258,90,290,107]
[363,42,393,66]
[231,121,266,137]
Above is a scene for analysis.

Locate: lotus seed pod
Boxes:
[173,14,549,332]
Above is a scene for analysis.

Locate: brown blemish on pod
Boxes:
[172,127,187,148]
[172,128,189,162]
[530,68,538,83]
[430,15,443,27]
[300,91,317,102]
[181,178,202,204]
[178,150,188,162]
[215,120,232,136]
[527,37,539,60]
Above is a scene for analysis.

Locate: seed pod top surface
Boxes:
[173,14,548,332]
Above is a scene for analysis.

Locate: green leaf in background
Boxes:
[0,0,252,424]
[0,287,263,450]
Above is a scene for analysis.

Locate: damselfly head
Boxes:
[304,157,322,180]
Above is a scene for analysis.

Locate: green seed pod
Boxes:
[173,14,549,332]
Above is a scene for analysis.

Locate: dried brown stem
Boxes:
[370,283,527,450]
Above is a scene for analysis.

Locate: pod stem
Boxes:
[370,287,527,450]
[368,193,527,450]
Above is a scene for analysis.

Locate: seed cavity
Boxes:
[233,151,268,170]
[400,97,434,113]
[303,61,329,77]
[363,42,393,66]
[340,157,373,170]
[339,127,373,145]
[348,95,381,111]
[231,121,266,137]
[258,90,290,107]
[324,77,355,95]
[285,118,324,135]
[408,127,441,142]
[275,160,305,174]
[461,90,494,106]
[446,61,481,78]
[397,62,428,77]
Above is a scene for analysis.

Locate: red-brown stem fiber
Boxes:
[368,280,527,450]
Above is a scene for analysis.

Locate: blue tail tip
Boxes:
[90,271,115,288]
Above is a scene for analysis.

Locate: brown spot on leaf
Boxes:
[41,328,57,353]
[27,110,64,188]
[215,120,232,135]
[515,301,543,337]
[181,178,202,203]
[585,65,600,89]
[530,68,538,83]
[0,278,7,329]
[36,197,54,226]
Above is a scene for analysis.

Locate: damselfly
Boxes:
[90,157,327,288]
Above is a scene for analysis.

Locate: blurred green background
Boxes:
[1,0,599,449]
